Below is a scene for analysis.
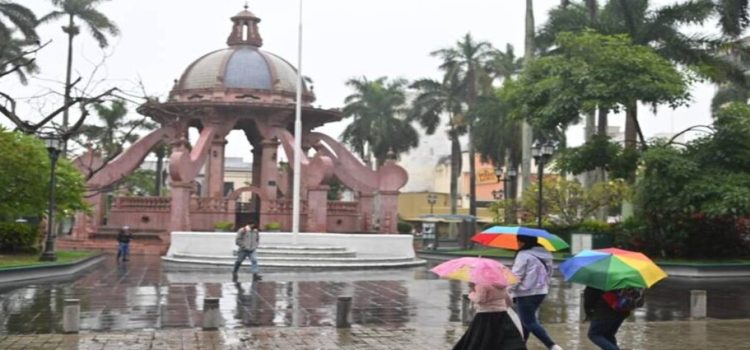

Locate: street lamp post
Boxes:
[40,133,62,262]
[531,141,555,228]
[494,167,518,223]
[426,193,438,214]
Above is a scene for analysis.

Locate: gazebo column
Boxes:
[359,192,375,232]
[259,138,280,201]
[306,185,329,232]
[170,181,193,231]
[378,191,399,234]
[205,139,227,198]
[252,147,261,187]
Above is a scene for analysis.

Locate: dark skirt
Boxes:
[453,311,527,350]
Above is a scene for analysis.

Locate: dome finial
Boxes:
[227,4,263,47]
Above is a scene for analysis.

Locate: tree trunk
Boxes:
[624,101,638,150]
[61,14,76,157]
[521,0,535,193]
[450,134,462,214]
[468,125,477,216]
[597,107,608,136]
[583,109,596,189]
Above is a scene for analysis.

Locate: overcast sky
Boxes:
[4,0,722,160]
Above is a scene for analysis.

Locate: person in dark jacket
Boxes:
[583,287,628,350]
[116,226,132,262]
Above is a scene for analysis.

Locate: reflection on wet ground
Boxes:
[1,255,750,334]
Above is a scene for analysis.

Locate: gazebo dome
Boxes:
[176,47,305,94]
[170,6,312,104]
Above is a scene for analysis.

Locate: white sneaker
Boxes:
[550,346,563,350]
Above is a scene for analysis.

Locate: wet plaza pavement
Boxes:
[1,254,750,348]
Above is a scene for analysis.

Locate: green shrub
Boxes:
[397,221,412,234]
[265,221,281,231]
[0,222,41,253]
[213,221,234,231]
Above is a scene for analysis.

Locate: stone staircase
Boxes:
[162,244,426,270]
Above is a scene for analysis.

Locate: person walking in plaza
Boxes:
[116,226,132,262]
[233,223,261,281]
[453,282,527,350]
[510,235,563,350]
[584,286,643,350]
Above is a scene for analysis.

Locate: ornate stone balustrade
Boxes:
[328,201,358,215]
[190,197,230,212]
[113,197,171,211]
[267,200,308,214]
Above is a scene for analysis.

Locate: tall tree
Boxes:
[341,76,418,167]
[521,0,536,194]
[409,77,465,214]
[40,0,119,155]
[505,31,690,162]
[432,33,493,217]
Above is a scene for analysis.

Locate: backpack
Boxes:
[603,288,645,313]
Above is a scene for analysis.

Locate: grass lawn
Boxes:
[0,251,95,269]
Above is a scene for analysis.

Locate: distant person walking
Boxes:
[584,286,644,350]
[233,224,261,281]
[453,282,526,350]
[510,235,563,350]
[116,226,132,262]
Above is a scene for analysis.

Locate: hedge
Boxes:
[0,222,41,253]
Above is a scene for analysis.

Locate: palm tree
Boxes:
[40,0,119,154]
[409,76,465,214]
[341,76,419,167]
[0,1,37,43]
[0,37,39,83]
[714,0,749,38]
[710,0,750,114]
[76,100,140,158]
[431,33,494,217]
[487,44,524,81]
[0,1,38,83]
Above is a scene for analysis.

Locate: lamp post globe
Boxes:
[40,133,62,262]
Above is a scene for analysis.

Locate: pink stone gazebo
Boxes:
[66,7,408,252]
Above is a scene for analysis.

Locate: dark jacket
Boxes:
[117,230,132,243]
[583,287,627,321]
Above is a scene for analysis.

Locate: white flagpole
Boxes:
[292,0,303,244]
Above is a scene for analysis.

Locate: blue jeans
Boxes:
[515,294,556,348]
[588,317,625,350]
[233,249,258,274]
[117,242,129,261]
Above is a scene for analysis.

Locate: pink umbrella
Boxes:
[431,257,518,287]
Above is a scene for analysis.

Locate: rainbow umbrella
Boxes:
[431,257,519,287]
[471,226,569,251]
[559,248,668,291]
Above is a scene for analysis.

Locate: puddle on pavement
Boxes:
[1,255,749,334]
